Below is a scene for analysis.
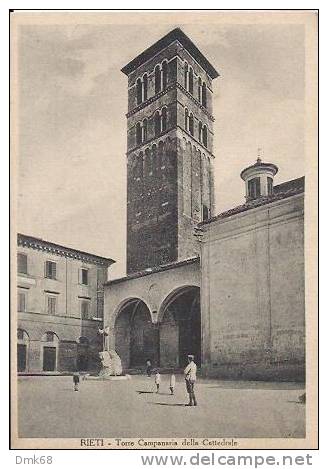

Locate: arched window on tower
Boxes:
[142,118,148,142]
[161,107,167,132]
[136,122,142,145]
[155,111,161,136]
[188,67,194,95]
[185,108,189,131]
[202,125,208,148]
[136,78,142,105]
[184,62,188,89]
[162,61,168,90]
[142,74,148,101]
[189,113,194,136]
[202,82,207,108]
[198,121,202,142]
[198,77,202,102]
[155,65,161,94]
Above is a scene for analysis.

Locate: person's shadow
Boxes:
[148,402,187,407]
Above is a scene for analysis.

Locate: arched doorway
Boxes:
[77,337,89,371]
[159,286,201,368]
[17,329,29,372]
[41,332,59,372]
[114,299,158,369]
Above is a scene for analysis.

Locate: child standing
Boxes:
[154,370,161,393]
[169,374,176,395]
[73,372,80,391]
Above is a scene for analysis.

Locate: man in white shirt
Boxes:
[184,354,197,406]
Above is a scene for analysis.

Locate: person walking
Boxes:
[154,369,161,393]
[169,373,176,395]
[73,372,80,392]
[184,355,197,406]
[146,359,152,378]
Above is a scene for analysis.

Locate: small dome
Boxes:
[240,158,279,201]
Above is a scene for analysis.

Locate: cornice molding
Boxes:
[17,234,114,267]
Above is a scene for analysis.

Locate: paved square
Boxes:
[18,375,305,439]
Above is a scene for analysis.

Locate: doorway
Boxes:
[17,344,27,372]
[43,346,56,371]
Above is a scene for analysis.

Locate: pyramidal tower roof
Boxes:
[121,27,219,79]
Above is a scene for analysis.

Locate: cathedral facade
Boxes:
[104,28,305,381]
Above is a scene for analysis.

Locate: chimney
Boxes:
[240,158,278,201]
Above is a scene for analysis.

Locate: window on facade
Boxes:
[202,125,208,148]
[198,77,202,102]
[202,205,209,221]
[185,108,189,131]
[162,61,168,90]
[198,122,202,142]
[142,74,148,101]
[81,300,90,320]
[18,291,26,312]
[248,177,261,200]
[17,253,27,274]
[136,122,142,145]
[161,107,167,132]
[184,62,188,89]
[136,78,142,105]
[267,177,273,195]
[188,67,194,95]
[155,65,161,94]
[142,118,148,142]
[80,268,88,285]
[47,296,57,315]
[45,261,56,280]
[189,113,194,136]
[202,82,207,108]
[155,111,161,136]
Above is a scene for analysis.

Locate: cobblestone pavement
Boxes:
[17,375,305,439]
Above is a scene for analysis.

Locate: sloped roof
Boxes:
[121,27,219,79]
[200,176,305,226]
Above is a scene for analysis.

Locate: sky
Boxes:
[16,18,305,279]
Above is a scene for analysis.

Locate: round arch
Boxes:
[114,298,157,370]
[41,331,59,372]
[159,286,201,369]
[17,329,29,372]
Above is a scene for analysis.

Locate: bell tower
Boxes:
[121,28,219,274]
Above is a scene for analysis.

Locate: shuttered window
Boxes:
[45,261,56,279]
[18,292,26,312]
[17,253,27,274]
[47,296,56,315]
[79,268,88,285]
[81,301,90,320]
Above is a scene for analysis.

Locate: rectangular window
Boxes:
[17,253,27,274]
[45,261,57,280]
[267,177,273,195]
[18,291,26,312]
[81,300,90,320]
[248,177,261,199]
[47,296,57,315]
[81,268,88,285]
[202,204,209,221]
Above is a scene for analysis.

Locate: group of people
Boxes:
[72,354,198,407]
[146,354,197,406]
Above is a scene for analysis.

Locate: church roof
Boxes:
[200,176,305,226]
[106,256,199,285]
[121,27,219,79]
